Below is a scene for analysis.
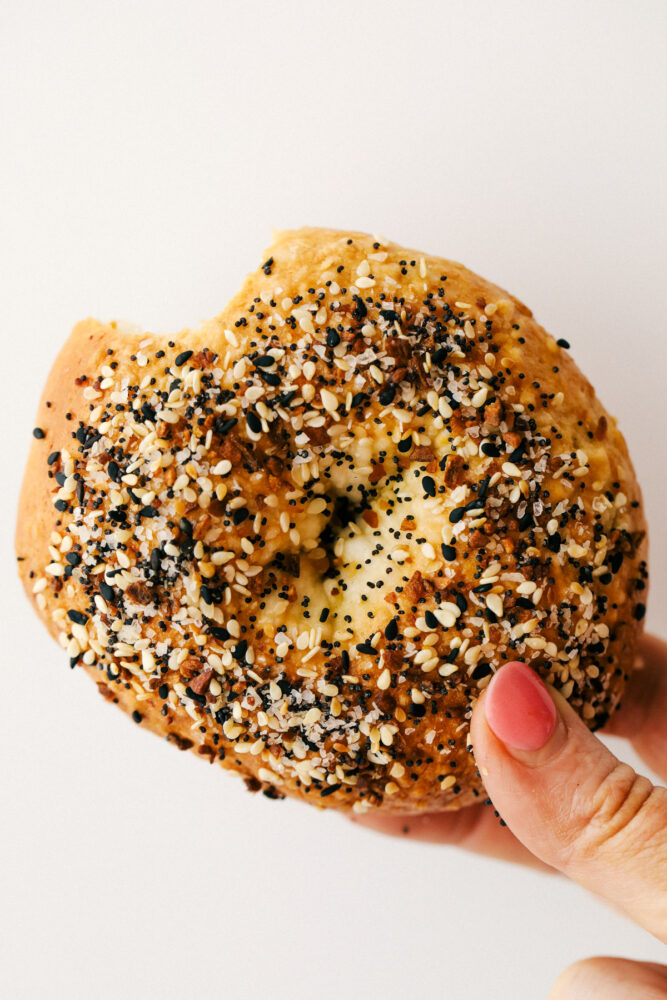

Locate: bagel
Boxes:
[16,227,648,813]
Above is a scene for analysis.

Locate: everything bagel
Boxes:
[16,227,648,813]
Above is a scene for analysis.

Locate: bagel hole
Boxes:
[319,491,370,577]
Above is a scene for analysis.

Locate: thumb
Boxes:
[470,661,667,942]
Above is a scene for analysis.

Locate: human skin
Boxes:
[352,633,667,997]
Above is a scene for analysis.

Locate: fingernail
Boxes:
[484,661,558,753]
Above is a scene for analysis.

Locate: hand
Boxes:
[352,633,667,998]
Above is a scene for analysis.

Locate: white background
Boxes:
[1,2,665,998]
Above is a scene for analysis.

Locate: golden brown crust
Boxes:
[16,227,648,814]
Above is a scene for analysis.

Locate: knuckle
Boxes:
[568,761,656,861]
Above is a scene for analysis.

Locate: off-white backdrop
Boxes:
[1,2,665,998]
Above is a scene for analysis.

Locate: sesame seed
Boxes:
[486,593,504,618]
[377,668,391,690]
[320,388,339,413]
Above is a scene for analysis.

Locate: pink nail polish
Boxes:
[484,661,558,752]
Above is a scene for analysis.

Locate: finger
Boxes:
[351,803,553,871]
[605,633,667,783]
[470,661,667,941]
[550,957,667,999]
[351,636,667,875]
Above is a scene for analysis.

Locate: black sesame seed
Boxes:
[423,476,436,497]
[67,609,88,625]
[185,687,206,707]
[441,543,456,561]
[131,710,143,724]
[214,417,238,436]
[398,436,413,453]
[352,295,367,320]
[610,551,624,574]
[320,783,342,797]
[472,663,493,680]
[233,639,248,662]
[32,427,45,439]
[449,507,465,524]
[546,532,562,553]
[384,617,398,640]
[174,350,193,367]
[509,440,528,464]
[247,411,262,434]
[209,625,231,641]
[455,593,468,614]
